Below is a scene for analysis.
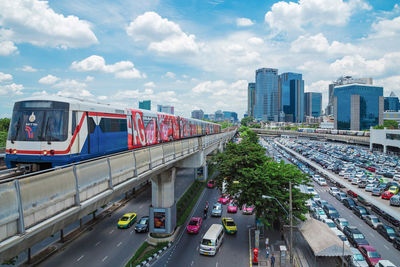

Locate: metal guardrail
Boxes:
[0,131,235,261]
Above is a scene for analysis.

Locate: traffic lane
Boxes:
[313,183,400,266]
[40,168,195,267]
[157,186,253,267]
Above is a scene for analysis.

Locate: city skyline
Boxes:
[0,0,399,119]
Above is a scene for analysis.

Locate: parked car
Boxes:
[315,199,329,208]
[343,198,357,209]
[357,195,370,206]
[186,217,202,234]
[376,224,397,241]
[323,204,340,219]
[334,218,349,231]
[349,247,369,267]
[390,194,400,206]
[312,207,328,221]
[335,192,348,202]
[388,186,399,195]
[363,215,382,230]
[317,178,327,186]
[329,187,340,196]
[393,235,400,250]
[343,226,369,247]
[365,184,376,192]
[347,190,358,198]
[376,260,397,267]
[352,206,369,219]
[135,216,149,233]
[358,245,382,267]
[381,191,395,200]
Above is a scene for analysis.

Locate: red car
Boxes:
[207,180,216,188]
[218,194,230,204]
[358,245,382,266]
[227,202,238,213]
[186,217,202,234]
[381,191,394,200]
[347,190,358,198]
[242,204,255,215]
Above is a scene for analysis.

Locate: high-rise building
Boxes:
[191,109,204,119]
[304,92,322,117]
[384,92,400,112]
[157,105,174,114]
[334,84,383,130]
[255,68,279,121]
[279,72,304,123]
[223,111,238,122]
[139,100,151,110]
[248,83,256,118]
[215,110,224,122]
[326,76,373,115]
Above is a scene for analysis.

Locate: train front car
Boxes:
[5,98,71,170]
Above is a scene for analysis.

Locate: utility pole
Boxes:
[289,181,293,265]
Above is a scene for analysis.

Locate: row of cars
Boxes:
[116,213,150,232]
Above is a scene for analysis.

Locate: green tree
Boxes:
[213,138,311,227]
[384,120,398,129]
[0,118,10,132]
[241,116,254,126]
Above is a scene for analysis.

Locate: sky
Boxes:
[0,0,400,119]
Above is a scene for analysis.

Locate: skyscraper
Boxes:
[304,92,322,117]
[247,82,256,118]
[279,72,304,123]
[139,100,151,110]
[223,111,238,122]
[334,84,383,130]
[191,109,204,119]
[157,105,174,114]
[384,92,400,111]
[255,68,279,121]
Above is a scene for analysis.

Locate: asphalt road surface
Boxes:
[39,168,195,267]
[152,186,254,267]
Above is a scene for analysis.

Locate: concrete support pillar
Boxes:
[203,163,208,181]
[384,145,387,154]
[369,142,373,151]
[151,167,176,208]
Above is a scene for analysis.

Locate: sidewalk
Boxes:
[249,228,288,267]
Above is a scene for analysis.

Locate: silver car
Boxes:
[211,203,222,217]
[390,194,400,206]
[363,215,382,229]
[350,247,368,267]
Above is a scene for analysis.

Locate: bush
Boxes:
[125,241,169,267]
[176,181,204,226]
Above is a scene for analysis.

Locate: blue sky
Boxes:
[0,0,400,118]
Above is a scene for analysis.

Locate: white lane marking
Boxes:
[102,256,108,262]
[77,255,84,262]
[109,229,114,234]
[197,245,199,250]
[95,241,101,247]
[139,204,144,209]
[216,262,218,267]
[117,242,122,247]
[191,261,194,266]
[384,245,389,250]
[130,230,134,234]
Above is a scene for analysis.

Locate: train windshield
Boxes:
[8,101,69,142]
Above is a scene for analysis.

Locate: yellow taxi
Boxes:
[117,213,137,229]
[222,217,237,234]
[388,186,399,195]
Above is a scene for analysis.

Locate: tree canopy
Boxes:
[373,120,398,129]
[240,116,254,126]
[213,130,311,226]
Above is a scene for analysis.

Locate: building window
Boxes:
[386,133,400,140]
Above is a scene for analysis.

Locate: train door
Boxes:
[87,113,99,154]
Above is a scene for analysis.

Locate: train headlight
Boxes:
[13,149,17,154]
[43,150,48,155]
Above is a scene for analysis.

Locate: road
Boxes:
[152,185,254,267]
[39,168,195,267]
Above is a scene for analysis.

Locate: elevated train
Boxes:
[5,97,221,170]
[297,128,370,137]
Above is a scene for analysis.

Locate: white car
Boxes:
[393,174,400,181]
[313,207,328,221]
[317,178,327,186]
[329,187,340,196]
[333,218,349,231]
[322,218,336,229]
[350,247,368,267]
[351,178,359,185]
[312,193,320,202]
[307,186,316,195]
[365,184,376,192]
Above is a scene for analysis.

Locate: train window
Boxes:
[99,118,127,132]
[88,117,96,134]
[71,111,77,134]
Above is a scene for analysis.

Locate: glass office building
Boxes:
[304,92,322,117]
[248,83,256,118]
[384,92,399,111]
[334,84,383,130]
[280,72,304,123]
[139,100,151,110]
[255,68,279,121]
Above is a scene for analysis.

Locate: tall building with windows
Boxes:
[384,92,400,112]
[247,83,256,118]
[334,84,383,130]
[139,100,151,110]
[191,109,204,119]
[279,72,304,123]
[255,68,279,121]
[223,111,238,122]
[304,92,322,117]
[157,105,174,114]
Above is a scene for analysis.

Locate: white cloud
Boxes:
[126,11,200,55]
[0,0,98,49]
[85,76,94,82]
[32,90,49,96]
[248,37,264,45]
[71,55,145,79]
[369,16,400,39]
[0,72,13,82]
[98,95,107,100]
[0,83,24,95]
[375,76,400,95]
[19,65,37,72]
[39,74,60,85]
[163,72,176,79]
[0,41,18,55]
[236,18,254,27]
[265,0,371,36]
[144,81,155,87]
[112,88,179,104]
[290,33,358,55]
[53,79,93,97]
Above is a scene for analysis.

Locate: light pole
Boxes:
[262,181,293,266]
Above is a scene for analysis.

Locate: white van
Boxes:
[199,224,224,256]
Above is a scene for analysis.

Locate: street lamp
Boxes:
[262,181,293,265]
